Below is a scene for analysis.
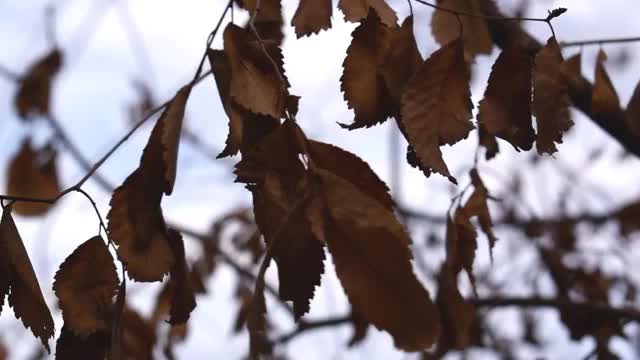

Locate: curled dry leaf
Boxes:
[478,124,499,160]
[592,49,620,114]
[445,213,477,289]
[436,265,475,350]
[0,206,54,352]
[14,49,63,119]
[161,85,191,195]
[223,23,289,118]
[236,0,284,44]
[7,139,60,216]
[55,326,109,360]
[400,38,474,183]
[291,0,332,38]
[53,236,119,337]
[626,80,640,136]
[532,37,573,155]
[340,12,394,129]
[431,0,492,58]
[338,0,398,28]
[478,48,535,151]
[165,230,196,325]
[464,169,498,256]
[307,169,440,351]
[207,49,280,158]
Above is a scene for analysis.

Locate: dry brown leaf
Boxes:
[338,0,398,27]
[291,0,332,37]
[248,281,272,359]
[626,80,640,136]
[477,48,535,151]
[208,49,280,158]
[109,279,126,360]
[379,16,423,110]
[340,12,394,129]
[160,85,191,195]
[463,169,497,256]
[532,37,573,155]
[107,168,175,282]
[445,213,477,288]
[223,23,289,118]
[560,53,590,95]
[120,308,156,360]
[431,0,492,58]
[592,49,620,114]
[400,38,474,183]
[0,206,54,351]
[436,265,475,350]
[53,236,119,337]
[478,124,499,159]
[309,169,440,351]
[348,309,369,347]
[237,0,284,44]
[308,140,394,210]
[165,230,196,325]
[55,327,109,360]
[14,49,63,119]
[7,139,60,216]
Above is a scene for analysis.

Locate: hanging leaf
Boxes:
[307,169,440,351]
[592,49,620,114]
[160,85,191,195]
[400,38,474,183]
[7,139,60,216]
[347,309,369,347]
[560,53,590,95]
[291,0,332,38]
[436,265,475,350]
[223,23,289,118]
[237,0,284,44]
[207,49,280,158]
[165,230,196,325]
[379,15,423,110]
[477,48,535,151]
[532,37,573,155]
[55,326,109,360]
[478,124,499,160]
[445,212,477,289]
[339,12,394,129]
[338,0,398,28]
[0,206,54,352]
[626,80,640,136]
[53,236,119,337]
[463,169,497,257]
[247,277,272,359]
[431,0,492,58]
[108,279,126,360]
[14,49,63,119]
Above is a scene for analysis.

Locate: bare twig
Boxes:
[561,36,640,48]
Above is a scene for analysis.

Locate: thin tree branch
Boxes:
[413,0,554,23]
[561,36,640,48]
[275,296,640,344]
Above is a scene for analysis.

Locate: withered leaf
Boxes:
[251,173,324,320]
[379,16,423,110]
[7,139,60,216]
[400,38,474,183]
[626,79,640,136]
[478,124,499,160]
[53,236,119,337]
[165,230,196,325]
[308,169,440,351]
[560,53,590,95]
[248,278,272,359]
[592,49,620,114]
[431,0,492,58]
[477,48,535,151]
[445,213,477,288]
[436,265,475,350]
[160,85,192,195]
[338,0,398,28]
[207,49,280,158]
[223,23,289,118]
[237,0,284,44]
[55,327,109,360]
[463,169,497,257]
[308,140,394,210]
[14,49,63,119]
[0,206,54,351]
[340,12,394,129]
[348,309,369,347]
[532,37,573,155]
[109,279,126,360]
[291,0,332,38]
